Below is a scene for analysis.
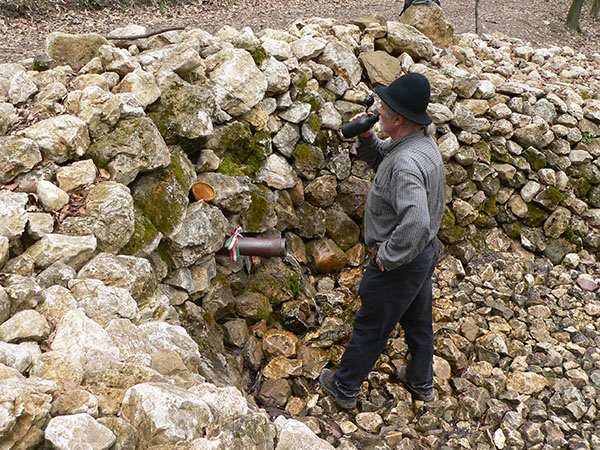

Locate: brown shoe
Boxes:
[396,366,434,402]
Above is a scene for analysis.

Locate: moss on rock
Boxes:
[218,122,269,176]
[121,206,160,256]
[523,203,549,227]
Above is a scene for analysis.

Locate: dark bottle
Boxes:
[341,114,380,138]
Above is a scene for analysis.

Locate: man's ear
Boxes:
[394,114,404,127]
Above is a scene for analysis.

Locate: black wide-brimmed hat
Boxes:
[375,73,432,125]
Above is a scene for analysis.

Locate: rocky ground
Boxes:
[1,3,600,450]
[1,0,600,64]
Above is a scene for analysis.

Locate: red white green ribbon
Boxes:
[225,225,253,273]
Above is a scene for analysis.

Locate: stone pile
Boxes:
[0,3,599,448]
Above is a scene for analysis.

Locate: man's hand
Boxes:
[376,256,385,272]
[349,112,374,139]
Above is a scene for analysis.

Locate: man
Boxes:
[319,73,446,408]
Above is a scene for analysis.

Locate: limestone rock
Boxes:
[261,37,293,61]
[240,186,278,233]
[274,416,335,450]
[98,45,140,76]
[399,3,456,48]
[306,238,349,273]
[21,233,97,270]
[50,390,99,417]
[325,206,360,251]
[273,122,300,157]
[0,342,32,373]
[45,32,109,70]
[0,309,50,343]
[166,201,229,268]
[69,278,139,327]
[0,102,17,135]
[65,86,122,139]
[0,377,55,449]
[147,74,217,142]
[36,180,69,212]
[0,237,7,271]
[139,321,201,369]
[261,154,297,190]
[50,308,121,373]
[290,37,327,61]
[196,172,252,215]
[56,159,98,192]
[45,413,116,450]
[58,181,135,254]
[8,71,38,105]
[86,117,170,185]
[189,383,249,422]
[105,319,152,362]
[0,190,28,239]
[125,148,195,254]
[120,382,213,446]
[261,56,291,94]
[77,252,156,300]
[279,101,312,124]
[113,68,161,108]
[318,41,362,86]
[359,51,402,86]
[38,285,77,322]
[506,371,549,395]
[205,47,268,116]
[25,212,54,239]
[18,115,90,164]
[386,22,434,60]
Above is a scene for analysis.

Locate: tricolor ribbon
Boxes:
[224,225,253,273]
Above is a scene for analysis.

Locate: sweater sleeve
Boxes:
[356,134,386,170]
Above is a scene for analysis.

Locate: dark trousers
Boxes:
[334,240,440,397]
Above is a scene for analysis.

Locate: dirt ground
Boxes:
[0,0,599,64]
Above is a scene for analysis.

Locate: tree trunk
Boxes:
[592,0,600,19]
[475,0,480,34]
[566,0,585,31]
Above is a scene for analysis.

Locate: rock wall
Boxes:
[0,3,600,448]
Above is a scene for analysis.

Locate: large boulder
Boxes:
[386,22,435,60]
[65,86,123,139]
[0,377,56,449]
[21,234,97,270]
[317,41,362,86]
[57,181,135,254]
[204,47,268,116]
[45,32,109,70]
[77,252,157,301]
[45,413,116,450]
[120,382,213,447]
[358,51,403,86]
[166,201,229,268]
[86,117,171,185]
[147,74,218,143]
[50,308,121,374]
[399,2,457,48]
[18,115,90,164]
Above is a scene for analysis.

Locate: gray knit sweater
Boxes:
[357,129,446,270]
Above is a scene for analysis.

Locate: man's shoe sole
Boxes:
[319,369,357,409]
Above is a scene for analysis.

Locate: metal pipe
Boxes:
[218,237,287,258]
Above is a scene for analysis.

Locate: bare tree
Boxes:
[592,0,600,18]
[566,0,585,31]
[475,0,481,34]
